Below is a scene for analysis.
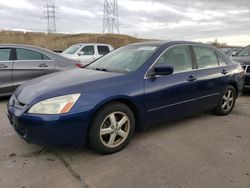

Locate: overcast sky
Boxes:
[0,0,250,46]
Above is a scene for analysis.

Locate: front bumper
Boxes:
[7,103,92,146]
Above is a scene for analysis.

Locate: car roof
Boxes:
[129,40,214,48]
[0,43,54,52]
[0,43,77,62]
[70,43,112,46]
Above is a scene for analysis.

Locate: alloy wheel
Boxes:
[221,89,235,112]
[99,111,130,148]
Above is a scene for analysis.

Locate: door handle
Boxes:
[39,63,48,67]
[221,70,228,75]
[0,64,8,68]
[187,75,197,82]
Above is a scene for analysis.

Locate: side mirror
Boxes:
[78,51,84,56]
[153,65,174,76]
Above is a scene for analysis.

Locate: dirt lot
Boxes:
[0,92,250,188]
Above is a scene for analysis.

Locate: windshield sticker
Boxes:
[137,47,157,51]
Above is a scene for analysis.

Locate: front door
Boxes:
[144,45,199,124]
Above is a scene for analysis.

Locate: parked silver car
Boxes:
[0,44,79,96]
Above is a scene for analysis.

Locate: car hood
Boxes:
[15,69,125,104]
[231,56,250,65]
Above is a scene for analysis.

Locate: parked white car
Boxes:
[61,43,113,66]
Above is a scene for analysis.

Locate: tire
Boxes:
[88,102,135,154]
[215,86,236,116]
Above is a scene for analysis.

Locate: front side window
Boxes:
[87,45,158,73]
[0,48,11,61]
[193,46,219,69]
[155,45,193,73]
[80,46,95,55]
[98,46,110,55]
[16,48,43,60]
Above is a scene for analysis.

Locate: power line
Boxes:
[103,0,119,34]
[44,2,57,33]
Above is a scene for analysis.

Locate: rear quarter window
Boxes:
[42,54,52,60]
[217,54,228,66]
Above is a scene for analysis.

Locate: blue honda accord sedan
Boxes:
[7,41,245,154]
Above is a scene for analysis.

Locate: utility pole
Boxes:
[45,1,57,33]
[103,0,119,34]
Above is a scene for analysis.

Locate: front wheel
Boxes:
[215,86,236,116]
[88,103,135,154]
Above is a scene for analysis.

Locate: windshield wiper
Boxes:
[85,67,113,72]
[94,68,110,72]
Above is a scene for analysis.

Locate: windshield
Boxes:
[238,46,250,56]
[86,45,158,73]
[63,45,82,54]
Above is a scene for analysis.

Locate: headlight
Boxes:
[28,94,81,114]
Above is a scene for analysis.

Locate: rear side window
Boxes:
[16,48,43,60]
[97,46,110,55]
[156,45,193,73]
[0,48,11,61]
[193,46,219,69]
[80,46,95,55]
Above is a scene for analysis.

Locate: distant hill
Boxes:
[0,30,242,51]
[0,30,145,51]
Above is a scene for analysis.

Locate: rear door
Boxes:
[13,48,55,89]
[0,48,14,95]
[190,45,231,109]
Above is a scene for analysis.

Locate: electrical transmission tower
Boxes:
[44,1,57,33]
[103,0,119,34]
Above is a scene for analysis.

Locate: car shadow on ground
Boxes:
[242,89,250,96]
[50,111,210,157]
[0,96,10,102]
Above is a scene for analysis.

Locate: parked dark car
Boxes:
[0,44,79,96]
[231,45,250,88]
[7,41,245,154]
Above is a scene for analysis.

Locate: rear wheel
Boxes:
[215,86,236,115]
[88,103,135,154]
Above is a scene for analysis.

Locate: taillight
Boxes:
[75,63,83,68]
